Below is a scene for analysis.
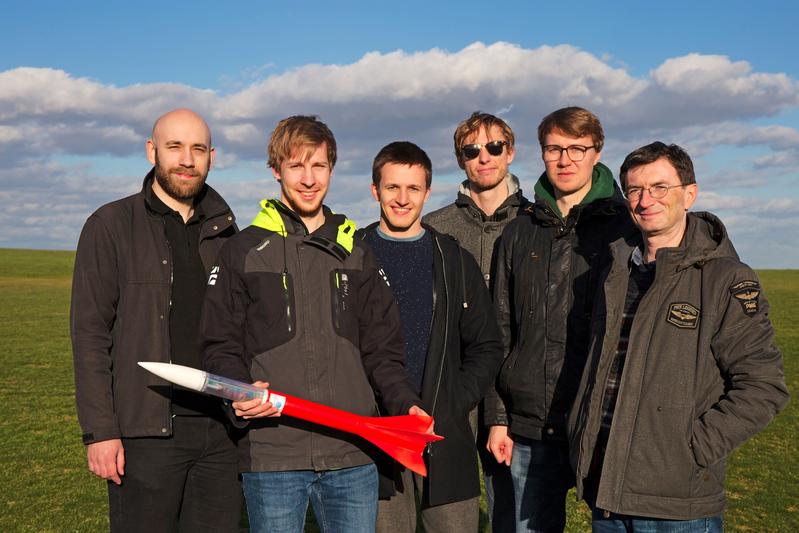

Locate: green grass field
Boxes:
[0,248,795,532]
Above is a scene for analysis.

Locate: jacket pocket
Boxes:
[330,269,359,344]
[499,346,545,423]
[624,402,694,499]
[245,271,296,351]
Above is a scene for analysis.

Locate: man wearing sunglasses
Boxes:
[423,111,529,533]
[568,142,788,532]
[485,107,632,532]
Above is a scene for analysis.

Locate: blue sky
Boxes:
[1,1,798,266]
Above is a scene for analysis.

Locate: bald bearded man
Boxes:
[71,109,240,532]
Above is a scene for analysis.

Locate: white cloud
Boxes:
[1,42,798,265]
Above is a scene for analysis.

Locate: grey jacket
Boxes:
[422,173,529,285]
[568,212,789,520]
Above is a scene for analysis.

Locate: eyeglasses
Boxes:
[460,140,508,160]
[541,144,597,162]
[625,184,688,201]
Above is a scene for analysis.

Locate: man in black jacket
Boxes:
[568,142,789,532]
[360,141,503,533]
[485,107,632,532]
[202,117,426,533]
[71,109,239,532]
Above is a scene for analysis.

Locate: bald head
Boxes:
[146,108,215,204]
[151,108,212,147]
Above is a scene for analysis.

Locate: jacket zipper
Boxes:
[427,236,450,457]
[159,217,175,434]
[283,272,292,334]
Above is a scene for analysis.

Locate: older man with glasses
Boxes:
[484,107,633,532]
[568,141,788,532]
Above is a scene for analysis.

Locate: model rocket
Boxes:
[138,362,442,476]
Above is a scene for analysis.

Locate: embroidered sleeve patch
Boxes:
[667,302,700,329]
[730,280,760,316]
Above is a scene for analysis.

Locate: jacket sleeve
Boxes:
[691,267,790,467]
[453,250,505,417]
[357,246,423,416]
[201,241,253,384]
[71,214,121,444]
[483,229,513,426]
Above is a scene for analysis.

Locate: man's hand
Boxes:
[487,425,514,466]
[409,405,434,434]
[231,381,281,419]
[87,438,125,485]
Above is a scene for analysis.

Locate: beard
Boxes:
[154,151,208,201]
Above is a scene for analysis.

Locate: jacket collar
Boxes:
[454,173,527,221]
[612,211,739,272]
[141,168,233,221]
[252,199,356,257]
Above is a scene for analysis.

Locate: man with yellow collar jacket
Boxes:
[201,116,423,533]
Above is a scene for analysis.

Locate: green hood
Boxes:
[534,162,616,220]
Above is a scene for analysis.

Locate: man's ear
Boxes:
[370,183,380,202]
[146,139,156,165]
[683,183,698,211]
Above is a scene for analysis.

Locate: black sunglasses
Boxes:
[460,140,508,161]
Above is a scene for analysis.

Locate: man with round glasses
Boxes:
[484,107,632,532]
[568,142,788,532]
[423,111,530,533]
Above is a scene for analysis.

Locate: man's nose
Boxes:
[638,188,656,207]
[179,147,195,167]
[300,165,315,185]
[397,188,409,204]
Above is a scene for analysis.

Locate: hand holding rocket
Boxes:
[138,362,443,476]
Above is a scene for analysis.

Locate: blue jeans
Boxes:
[242,463,378,533]
[592,507,723,532]
[510,437,573,532]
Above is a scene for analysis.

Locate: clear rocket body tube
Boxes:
[202,373,267,403]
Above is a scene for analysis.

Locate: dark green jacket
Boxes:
[568,212,789,520]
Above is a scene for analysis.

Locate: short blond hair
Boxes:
[267,115,337,170]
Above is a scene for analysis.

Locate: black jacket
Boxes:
[202,200,421,472]
[358,223,504,506]
[568,212,789,520]
[485,169,633,441]
[71,171,236,444]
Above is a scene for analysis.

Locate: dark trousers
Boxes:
[108,415,241,533]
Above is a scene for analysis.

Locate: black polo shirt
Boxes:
[149,189,215,415]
